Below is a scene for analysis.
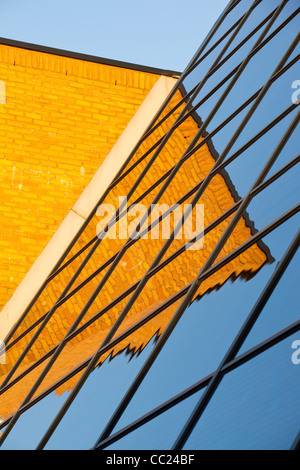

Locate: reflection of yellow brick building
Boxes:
[0,41,272,422]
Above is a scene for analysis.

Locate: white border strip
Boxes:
[0,76,177,342]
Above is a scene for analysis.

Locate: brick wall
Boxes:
[0,43,159,309]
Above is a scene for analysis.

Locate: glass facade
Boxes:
[0,0,299,450]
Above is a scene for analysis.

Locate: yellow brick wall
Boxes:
[0,44,159,309]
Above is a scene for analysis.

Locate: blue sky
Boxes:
[0,0,228,72]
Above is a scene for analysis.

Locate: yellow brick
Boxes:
[0,42,159,310]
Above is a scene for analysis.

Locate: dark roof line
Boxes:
[0,37,181,78]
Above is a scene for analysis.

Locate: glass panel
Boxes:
[109,215,299,433]
[239,245,300,355]
[216,109,298,198]
[264,0,299,39]
[183,0,282,95]
[226,54,299,157]
[43,338,156,450]
[105,389,205,451]
[245,161,300,231]
[194,31,299,152]
[183,332,300,450]
[222,0,283,57]
[205,0,254,48]
[0,368,82,450]
[202,0,254,52]
[189,17,269,112]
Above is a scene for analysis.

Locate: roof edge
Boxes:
[0,37,181,78]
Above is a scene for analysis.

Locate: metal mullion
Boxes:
[3,153,299,394]
[93,53,299,447]
[1,203,298,434]
[222,321,300,376]
[290,431,300,451]
[128,3,299,172]
[95,318,300,450]
[172,152,300,446]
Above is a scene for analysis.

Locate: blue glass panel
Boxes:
[264,0,299,38]
[205,0,253,48]
[184,0,283,96]
[183,0,254,92]
[227,54,299,157]
[246,162,300,230]
[195,23,299,148]
[189,19,268,112]
[239,244,300,355]
[111,215,299,433]
[183,332,300,450]
[43,338,156,450]
[105,389,204,450]
[0,338,156,450]
[0,390,66,450]
[220,111,298,197]
[222,0,283,57]
[209,107,298,198]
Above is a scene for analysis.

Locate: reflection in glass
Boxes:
[183,333,300,450]
[239,245,300,355]
[111,215,298,433]
[106,389,204,451]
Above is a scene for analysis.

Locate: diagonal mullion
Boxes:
[0,1,257,393]
[3,151,298,393]
[38,31,299,450]
[2,154,299,396]
[44,48,300,287]
[172,227,300,449]
[95,317,300,450]
[1,202,298,434]
[91,34,299,446]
